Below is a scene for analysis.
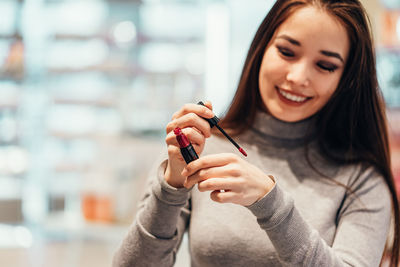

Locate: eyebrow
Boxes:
[276,34,344,63]
[276,34,300,46]
[320,50,344,63]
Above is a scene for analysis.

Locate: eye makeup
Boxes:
[317,61,338,72]
[276,45,339,73]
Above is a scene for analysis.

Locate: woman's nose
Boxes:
[286,61,310,87]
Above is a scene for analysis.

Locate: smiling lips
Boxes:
[276,87,312,105]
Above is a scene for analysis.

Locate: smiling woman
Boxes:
[113,1,400,267]
[259,6,349,122]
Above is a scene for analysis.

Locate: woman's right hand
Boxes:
[164,101,214,188]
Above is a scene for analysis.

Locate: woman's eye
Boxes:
[317,62,338,73]
[277,46,294,57]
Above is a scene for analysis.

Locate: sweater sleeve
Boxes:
[112,160,191,267]
[246,166,392,267]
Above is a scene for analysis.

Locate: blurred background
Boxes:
[0,0,399,266]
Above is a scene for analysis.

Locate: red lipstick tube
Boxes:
[174,127,199,164]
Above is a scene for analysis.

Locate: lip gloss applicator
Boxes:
[174,127,199,164]
[197,101,247,157]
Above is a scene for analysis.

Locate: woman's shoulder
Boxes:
[339,162,392,200]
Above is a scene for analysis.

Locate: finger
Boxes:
[171,103,214,121]
[166,113,212,138]
[210,190,237,203]
[166,144,186,162]
[204,100,213,111]
[197,177,239,192]
[165,127,205,147]
[166,143,204,164]
[182,153,239,177]
[184,164,236,189]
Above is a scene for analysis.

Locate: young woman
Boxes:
[114,0,400,266]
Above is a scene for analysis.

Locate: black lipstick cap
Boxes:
[180,145,199,164]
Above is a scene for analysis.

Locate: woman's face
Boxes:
[259,6,350,122]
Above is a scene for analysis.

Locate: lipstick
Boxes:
[174,127,199,164]
[197,101,247,157]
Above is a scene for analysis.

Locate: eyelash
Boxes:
[276,46,338,73]
[277,47,294,57]
[317,63,338,73]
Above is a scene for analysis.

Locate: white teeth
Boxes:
[278,89,308,103]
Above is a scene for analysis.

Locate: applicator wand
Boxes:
[197,101,247,157]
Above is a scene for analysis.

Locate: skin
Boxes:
[165,6,350,206]
[259,6,349,122]
[165,101,215,188]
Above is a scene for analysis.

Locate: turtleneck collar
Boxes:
[251,111,316,141]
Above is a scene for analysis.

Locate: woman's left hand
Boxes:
[181,153,275,206]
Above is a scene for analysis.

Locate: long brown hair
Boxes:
[217,0,400,266]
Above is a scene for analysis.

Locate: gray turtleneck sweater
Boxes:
[113,111,392,267]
